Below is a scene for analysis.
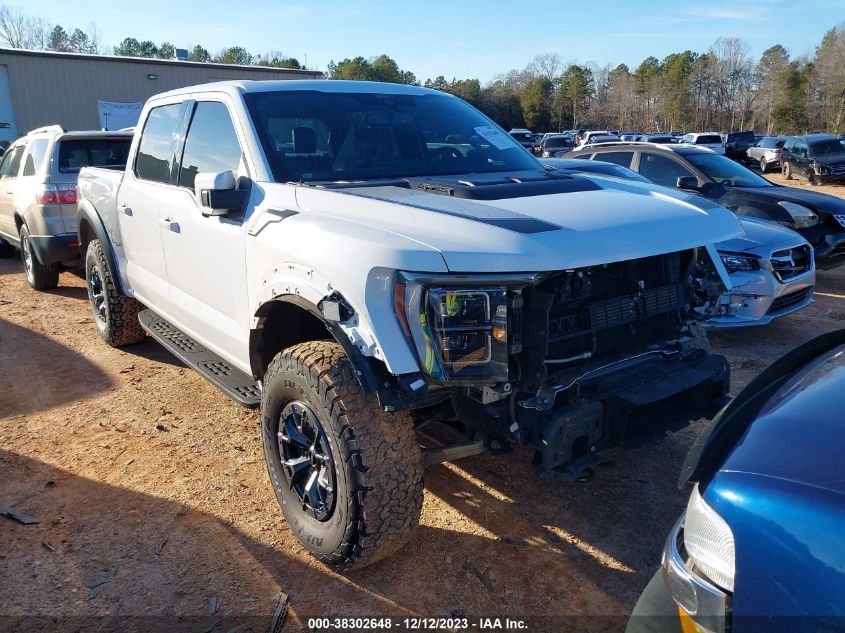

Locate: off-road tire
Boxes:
[0,238,15,259]
[84,239,146,347]
[783,161,793,180]
[261,341,423,571]
[19,224,59,291]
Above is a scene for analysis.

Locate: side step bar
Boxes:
[138,309,261,408]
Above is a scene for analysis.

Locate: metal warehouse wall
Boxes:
[0,49,322,135]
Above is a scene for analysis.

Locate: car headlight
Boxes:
[684,484,736,592]
[395,274,509,383]
[777,201,818,229]
[719,252,759,273]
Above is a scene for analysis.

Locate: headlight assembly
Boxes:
[684,484,736,592]
[778,201,819,229]
[395,274,511,383]
[719,252,759,273]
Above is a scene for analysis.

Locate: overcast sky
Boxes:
[19,0,845,81]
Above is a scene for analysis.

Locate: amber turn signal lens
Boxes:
[492,326,507,341]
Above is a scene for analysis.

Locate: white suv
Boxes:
[0,125,132,289]
[681,132,725,154]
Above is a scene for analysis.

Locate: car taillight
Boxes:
[35,185,76,205]
[58,186,77,204]
[35,186,60,205]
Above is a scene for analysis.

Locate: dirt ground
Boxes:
[1,173,844,632]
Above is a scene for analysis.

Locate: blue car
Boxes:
[627,329,845,633]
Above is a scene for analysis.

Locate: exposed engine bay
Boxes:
[417,247,731,479]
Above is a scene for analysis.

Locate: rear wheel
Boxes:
[261,341,423,571]
[84,239,146,347]
[783,161,793,180]
[19,224,59,291]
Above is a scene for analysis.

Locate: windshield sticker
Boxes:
[473,126,514,150]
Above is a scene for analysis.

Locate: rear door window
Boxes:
[22,139,49,176]
[57,138,131,173]
[178,101,243,190]
[135,103,183,184]
[637,152,695,188]
[592,151,633,168]
[0,145,24,179]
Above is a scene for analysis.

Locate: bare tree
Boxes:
[528,52,562,83]
[0,4,48,49]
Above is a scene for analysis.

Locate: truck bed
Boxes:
[77,166,125,246]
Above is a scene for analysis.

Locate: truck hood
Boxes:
[570,173,800,254]
[294,174,743,272]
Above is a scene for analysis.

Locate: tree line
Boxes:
[329,26,845,135]
[0,3,304,69]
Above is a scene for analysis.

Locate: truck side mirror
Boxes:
[676,176,699,190]
[195,170,248,217]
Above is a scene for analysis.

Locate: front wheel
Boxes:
[783,161,793,180]
[261,341,424,571]
[84,239,146,347]
[19,224,59,291]
[759,158,768,173]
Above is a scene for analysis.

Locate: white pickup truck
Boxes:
[77,79,742,570]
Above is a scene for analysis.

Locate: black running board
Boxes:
[138,309,261,408]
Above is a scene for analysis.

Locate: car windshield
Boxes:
[695,135,723,144]
[648,136,672,143]
[808,140,845,158]
[686,152,772,187]
[545,137,572,148]
[245,90,541,182]
[57,138,132,173]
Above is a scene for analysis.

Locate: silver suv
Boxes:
[0,125,132,289]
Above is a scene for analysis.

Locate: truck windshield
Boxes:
[244,90,541,182]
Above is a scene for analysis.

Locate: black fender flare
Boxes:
[250,295,427,411]
[76,201,126,295]
[250,295,385,393]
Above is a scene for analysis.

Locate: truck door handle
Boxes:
[120,205,133,216]
[159,218,180,233]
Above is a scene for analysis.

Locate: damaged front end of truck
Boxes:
[397,246,732,480]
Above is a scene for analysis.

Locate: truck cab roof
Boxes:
[151,79,440,101]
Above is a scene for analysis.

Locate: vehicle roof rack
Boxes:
[27,124,64,136]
